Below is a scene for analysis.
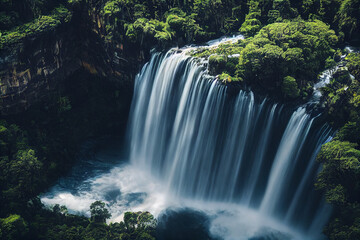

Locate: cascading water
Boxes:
[41,36,340,240]
[128,43,332,239]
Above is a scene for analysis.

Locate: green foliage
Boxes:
[85,222,108,240]
[282,76,300,98]
[166,10,206,43]
[8,149,42,196]
[318,0,342,23]
[122,211,156,239]
[209,55,227,74]
[0,0,358,52]
[325,184,346,205]
[335,122,360,143]
[125,18,173,45]
[237,20,337,97]
[58,96,72,113]
[191,38,245,79]
[137,212,157,230]
[0,121,43,214]
[324,216,360,240]
[297,0,360,40]
[317,141,360,194]
[321,53,360,127]
[217,72,234,83]
[0,5,71,49]
[273,0,298,19]
[123,212,137,232]
[317,51,360,237]
[192,18,338,100]
[68,0,81,5]
[0,0,66,28]
[0,1,360,240]
[267,10,281,24]
[81,208,156,240]
[332,68,352,86]
[316,139,360,239]
[0,199,157,240]
[336,0,360,40]
[90,201,111,223]
[0,214,28,240]
[346,53,360,80]
[237,19,337,97]
[239,0,262,36]
[99,0,248,46]
[46,225,86,240]
[240,18,262,36]
[325,56,337,69]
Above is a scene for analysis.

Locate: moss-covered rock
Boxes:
[0,6,71,50]
[209,55,226,75]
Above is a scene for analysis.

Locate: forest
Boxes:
[0,0,360,239]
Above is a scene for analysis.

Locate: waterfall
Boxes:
[128,47,332,238]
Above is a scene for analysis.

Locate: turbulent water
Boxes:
[42,36,336,240]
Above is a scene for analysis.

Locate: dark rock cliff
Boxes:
[0,1,142,115]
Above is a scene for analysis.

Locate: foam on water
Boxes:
[42,160,310,240]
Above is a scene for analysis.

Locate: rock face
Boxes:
[1,27,77,114]
[0,2,142,115]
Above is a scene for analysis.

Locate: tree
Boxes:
[5,149,42,200]
[239,0,262,36]
[282,76,300,98]
[124,212,137,232]
[89,201,111,223]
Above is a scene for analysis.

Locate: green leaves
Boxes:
[90,201,111,223]
[131,18,170,44]
[0,5,71,49]
[193,17,336,99]
[239,0,262,37]
[282,76,300,98]
[346,53,360,80]
[2,148,42,202]
[122,211,156,239]
[317,140,360,172]
[336,0,360,39]
[325,184,346,205]
[0,214,28,240]
[316,139,360,206]
[322,52,360,127]
[316,136,360,239]
[237,19,337,97]
[123,212,137,231]
[104,1,121,16]
[240,18,262,36]
[0,120,44,215]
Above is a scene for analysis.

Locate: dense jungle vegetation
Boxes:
[0,0,360,239]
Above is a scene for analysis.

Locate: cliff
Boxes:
[0,1,141,115]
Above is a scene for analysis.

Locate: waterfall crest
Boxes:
[129,48,332,238]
